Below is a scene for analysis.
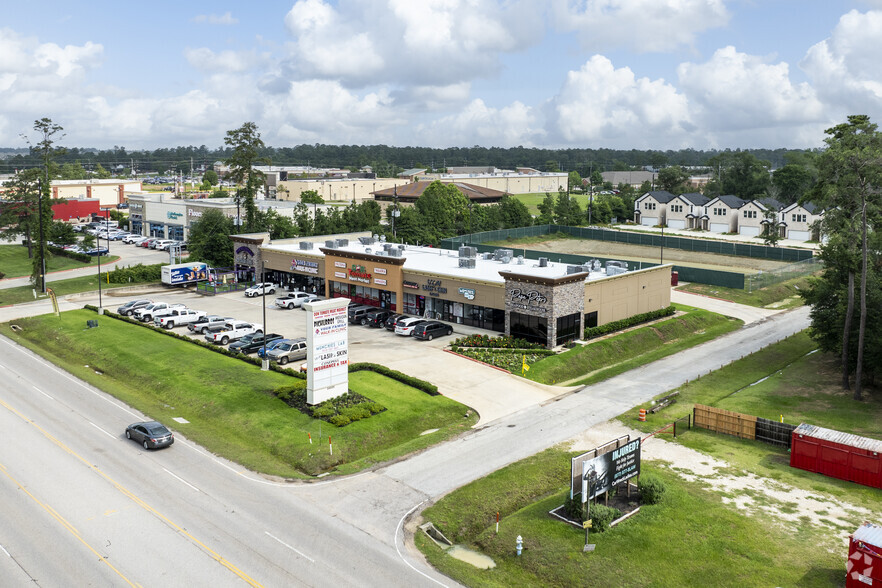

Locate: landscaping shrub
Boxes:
[638,474,667,505]
[329,415,351,427]
[584,305,676,339]
[48,245,91,263]
[564,492,584,522]
[454,348,555,373]
[106,263,162,284]
[450,334,545,349]
[587,504,622,533]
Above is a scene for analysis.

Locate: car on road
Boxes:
[155,308,205,329]
[364,309,394,328]
[411,321,453,341]
[229,333,285,354]
[205,321,263,345]
[274,291,313,309]
[188,315,234,335]
[125,421,174,450]
[394,317,427,336]
[267,338,308,365]
[117,299,153,316]
[256,337,292,359]
[244,282,277,297]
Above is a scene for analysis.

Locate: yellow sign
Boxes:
[583,520,593,529]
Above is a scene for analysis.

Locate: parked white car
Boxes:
[205,321,263,345]
[244,283,276,297]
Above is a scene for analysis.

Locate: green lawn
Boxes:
[0,243,117,279]
[3,309,477,477]
[676,275,812,309]
[511,193,594,215]
[0,272,137,306]
[524,305,742,385]
[418,449,845,587]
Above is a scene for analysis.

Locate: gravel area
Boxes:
[568,420,873,550]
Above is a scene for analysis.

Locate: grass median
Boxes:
[676,274,811,309]
[0,272,135,306]
[3,309,476,477]
[524,305,742,386]
[0,243,118,278]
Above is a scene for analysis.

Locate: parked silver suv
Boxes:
[267,338,309,365]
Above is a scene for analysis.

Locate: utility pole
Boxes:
[37,178,46,293]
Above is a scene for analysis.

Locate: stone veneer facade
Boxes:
[501,271,588,348]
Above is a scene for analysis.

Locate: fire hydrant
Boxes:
[516,535,523,556]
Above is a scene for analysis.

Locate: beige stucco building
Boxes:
[51,179,143,208]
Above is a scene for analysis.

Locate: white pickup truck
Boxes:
[154,308,206,329]
[133,302,185,323]
[204,321,263,345]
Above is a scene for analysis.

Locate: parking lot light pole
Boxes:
[261,261,269,371]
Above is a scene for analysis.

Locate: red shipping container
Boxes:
[791,424,882,490]
[847,523,882,587]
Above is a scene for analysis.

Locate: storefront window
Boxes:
[555,312,580,345]
[510,312,548,345]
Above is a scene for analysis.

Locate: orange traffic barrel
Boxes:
[638,408,647,422]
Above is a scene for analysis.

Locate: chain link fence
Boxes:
[745,257,823,292]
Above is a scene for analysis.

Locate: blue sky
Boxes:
[2,1,881,151]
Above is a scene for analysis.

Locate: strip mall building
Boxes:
[230,232,672,349]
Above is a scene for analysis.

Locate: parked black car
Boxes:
[384,314,411,332]
[364,309,394,328]
[412,321,454,341]
[229,333,285,354]
[125,421,174,449]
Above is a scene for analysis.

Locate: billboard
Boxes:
[581,438,641,501]
[304,298,350,404]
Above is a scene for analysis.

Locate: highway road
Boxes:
[0,287,811,586]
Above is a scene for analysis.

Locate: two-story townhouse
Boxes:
[779,201,823,241]
[633,191,676,226]
[738,197,784,237]
[703,195,747,233]
[666,192,710,230]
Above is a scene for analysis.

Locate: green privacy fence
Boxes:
[440,225,822,289]
[451,241,745,289]
[442,225,814,262]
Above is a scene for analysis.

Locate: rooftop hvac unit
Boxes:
[483,252,494,260]
[593,259,601,270]
[379,234,386,242]
[372,233,379,240]
[336,238,349,247]
[388,247,402,257]
[566,265,582,274]
[458,257,476,268]
[538,257,548,267]
[581,264,593,273]
[358,236,375,245]
[606,265,627,276]
[365,248,372,254]
[299,241,314,250]
[458,245,477,258]
[493,248,513,261]
[325,240,337,248]
[517,255,524,264]
[374,250,386,257]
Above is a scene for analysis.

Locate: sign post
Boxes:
[304,298,350,405]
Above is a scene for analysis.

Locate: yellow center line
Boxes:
[0,397,263,587]
[0,462,137,587]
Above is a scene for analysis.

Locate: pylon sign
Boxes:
[304,298,350,405]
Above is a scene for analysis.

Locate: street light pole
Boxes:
[37,178,46,293]
[261,261,269,371]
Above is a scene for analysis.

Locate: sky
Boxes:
[2,0,881,152]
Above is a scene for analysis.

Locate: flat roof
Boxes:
[266,240,636,285]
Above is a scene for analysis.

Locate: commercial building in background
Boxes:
[414,167,567,195]
[49,179,142,208]
[230,231,671,349]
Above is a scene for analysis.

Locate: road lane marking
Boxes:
[0,397,264,588]
[89,421,117,439]
[164,468,200,492]
[0,461,137,586]
[0,543,9,557]
[264,532,314,563]
[34,387,53,400]
[395,500,448,587]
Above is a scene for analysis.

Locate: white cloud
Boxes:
[192,12,238,25]
[416,99,542,147]
[801,9,882,114]
[185,48,264,73]
[550,0,730,53]
[282,0,543,87]
[678,46,824,130]
[547,55,691,147]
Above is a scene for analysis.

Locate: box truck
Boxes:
[161,262,209,286]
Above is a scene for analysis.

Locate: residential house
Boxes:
[737,197,784,237]
[633,190,676,226]
[666,192,710,230]
[779,201,822,241]
[703,195,747,233]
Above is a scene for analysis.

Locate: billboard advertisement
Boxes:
[581,438,641,501]
[304,298,350,404]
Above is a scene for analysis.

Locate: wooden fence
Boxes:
[693,405,797,448]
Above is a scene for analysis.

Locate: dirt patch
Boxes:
[567,420,874,550]
[492,237,790,273]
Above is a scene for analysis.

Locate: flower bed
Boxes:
[273,386,385,427]
[451,334,546,350]
[454,348,554,373]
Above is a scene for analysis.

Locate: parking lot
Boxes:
[99,285,569,425]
